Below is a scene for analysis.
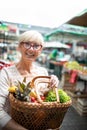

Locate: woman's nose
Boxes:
[29,46,34,50]
[29,46,34,51]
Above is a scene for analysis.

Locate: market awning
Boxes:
[45,42,70,49]
[66,9,87,27]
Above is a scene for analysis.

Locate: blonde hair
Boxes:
[18,30,44,46]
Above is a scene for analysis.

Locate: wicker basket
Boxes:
[9,76,72,130]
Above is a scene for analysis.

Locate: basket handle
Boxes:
[30,76,59,103]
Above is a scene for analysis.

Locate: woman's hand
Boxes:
[50,75,59,88]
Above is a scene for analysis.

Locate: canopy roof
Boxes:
[67,9,87,27]
[45,9,87,38]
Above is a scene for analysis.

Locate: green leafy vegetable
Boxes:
[45,89,71,103]
[58,89,71,103]
[45,90,57,102]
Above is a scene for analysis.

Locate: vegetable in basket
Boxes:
[45,89,71,103]
[8,77,32,101]
[58,89,71,103]
[8,76,59,103]
[8,76,70,104]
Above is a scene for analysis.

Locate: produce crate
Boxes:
[65,90,87,116]
[77,98,87,116]
[63,72,77,92]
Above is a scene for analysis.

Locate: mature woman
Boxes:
[0,30,59,130]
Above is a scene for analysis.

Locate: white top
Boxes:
[0,64,48,129]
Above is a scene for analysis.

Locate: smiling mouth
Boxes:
[26,52,35,57]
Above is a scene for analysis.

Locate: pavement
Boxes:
[60,106,87,130]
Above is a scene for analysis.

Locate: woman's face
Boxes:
[19,42,43,62]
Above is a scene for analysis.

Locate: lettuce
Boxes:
[45,89,71,103]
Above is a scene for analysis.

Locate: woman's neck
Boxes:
[16,60,33,73]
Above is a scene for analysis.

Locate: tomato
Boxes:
[31,97,37,102]
[40,95,45,101]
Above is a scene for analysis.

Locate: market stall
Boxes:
[62,61,87,116]
[63,61,87,93]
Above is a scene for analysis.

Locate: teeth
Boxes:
[26,53,34,56]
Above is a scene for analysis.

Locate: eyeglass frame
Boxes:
[21,42,43,50]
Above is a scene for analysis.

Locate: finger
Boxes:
[50,76,59,88]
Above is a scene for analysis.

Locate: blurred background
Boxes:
[0,0,87,130]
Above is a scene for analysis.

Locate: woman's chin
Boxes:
[26,56,36,61]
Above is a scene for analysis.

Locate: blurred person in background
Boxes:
[0,30,59,130]
[57,49,65,60]
[49,49,58,61]
[70,53,76,61]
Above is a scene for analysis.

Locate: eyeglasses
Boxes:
[21,42,42,50]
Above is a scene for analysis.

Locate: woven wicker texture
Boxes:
[9,94,72,130]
